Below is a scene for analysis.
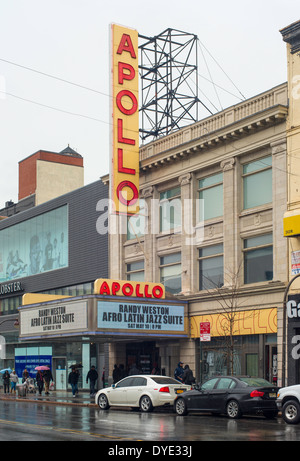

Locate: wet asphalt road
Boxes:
[0,399,299,442]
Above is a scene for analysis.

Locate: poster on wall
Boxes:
[291,250,300,275]
[15,355,52,379]
[0,205,68,283]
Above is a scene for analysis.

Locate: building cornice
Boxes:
[140,104,287,172]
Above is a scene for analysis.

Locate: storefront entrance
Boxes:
[126,342,160,375]
[53,357,67,390]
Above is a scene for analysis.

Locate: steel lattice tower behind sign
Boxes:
[138,28,200,142]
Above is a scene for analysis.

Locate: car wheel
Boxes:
[139,395,153,412]
[226,400,242,419]
[282,400,300,424]
[175,397,188,416]
[98,393,110,410]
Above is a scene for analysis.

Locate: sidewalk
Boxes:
[0,390,98,407]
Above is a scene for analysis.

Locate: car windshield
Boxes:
[239,377,273,387]
[151,377,181,385]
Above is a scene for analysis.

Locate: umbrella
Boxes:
[35,366,50,371]
[69,364,83,369]
[0,368,12,374]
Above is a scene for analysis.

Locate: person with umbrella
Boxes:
[35,369,44,395]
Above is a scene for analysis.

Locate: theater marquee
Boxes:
[19,300,88,338]
[97,300,185,334]
[110,23,139,215]
[18,295,188,340]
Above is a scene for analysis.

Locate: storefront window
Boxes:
[199,335,262,380]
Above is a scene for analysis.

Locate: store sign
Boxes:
[97,301,185,333]
[0,281,23,296]
[94,278,165,299]
[111,23,139,215]
[19,301,88,337]
[287,299,300,319]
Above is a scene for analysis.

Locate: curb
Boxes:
[0,395,97,408]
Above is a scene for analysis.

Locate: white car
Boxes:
[95,375,192,412]
[276,384,300,424]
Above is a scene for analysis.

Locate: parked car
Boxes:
[174,376,279,419]
[276,384,300,424]
[95,375,191,412]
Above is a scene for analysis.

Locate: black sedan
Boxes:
[174,376,279,419]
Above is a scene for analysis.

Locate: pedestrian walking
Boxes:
[112,364,120,383]
[86,366,98,396]
[128,363,140,375]
[118,364,126,379]
[43,368,53,395]
[10,370,18,394]
[69,367,79,397]
[182,364,195,385]
[36,370,44,395]
[3,370,10,393]
[174,361,184,382]
[101,367,105,388]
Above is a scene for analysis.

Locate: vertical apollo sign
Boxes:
[111,24,139,215]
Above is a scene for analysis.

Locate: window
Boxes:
[159,187,181,232]
[243,156,272,209]
[126,260,144,282]
[243,233,273,284]
[116,377,135,388]
[160,253,181,294]
[198,172,223,221]
[216,378,236,390]
[127,199,146,240]
[201,377,218,390]
[198,244,223,290]
[131,377,147,386]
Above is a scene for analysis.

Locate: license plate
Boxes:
[176,389,184,394]
[269,393,276,398]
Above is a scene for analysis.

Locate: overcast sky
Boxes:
[0,0,299,205]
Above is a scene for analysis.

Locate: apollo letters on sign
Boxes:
[110,23,139,215]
